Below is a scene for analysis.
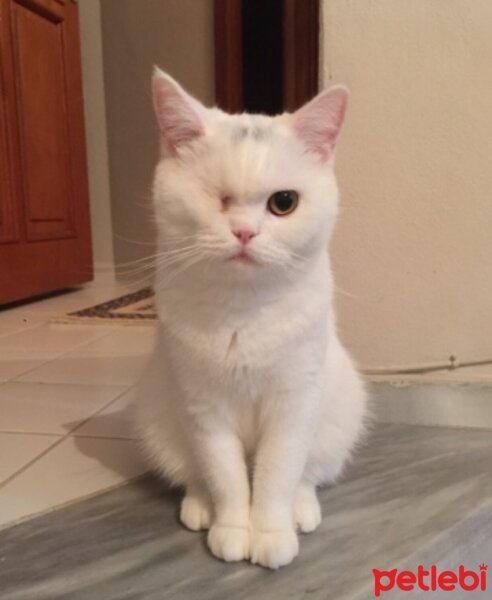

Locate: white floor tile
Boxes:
[17,353,147,386]
[0,436,146,528]
[0,382,127,435]
[2,285,135,317]
[0,312,44,339]
[0,285,151,529]
[74,388,137,439]
[0,324,111,359]
[0,432,60,484]
[0,349,48,383]
[73,327,156,357]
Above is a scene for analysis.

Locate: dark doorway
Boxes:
[214,0,319,115]
[242,0,284,115]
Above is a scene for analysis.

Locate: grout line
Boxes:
[0,295,140,501]
[1,380,128,389]
[0,321,45,341]
[2,345,110,384]
[69,434,135,441]
[0,435,68,490]
[68,385,136,436]
[0,430,135,441]
[0,431,63,437]
[5,316,118,350]
[0,385,136,491]
[1,294,150,383]
[3,355,62,383]
[3,329,128,384]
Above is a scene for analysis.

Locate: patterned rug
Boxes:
[54,287,157,325]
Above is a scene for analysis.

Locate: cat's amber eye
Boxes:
[267,191,299,217]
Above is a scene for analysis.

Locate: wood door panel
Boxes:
[0,84,18,243]
[12,0,75,241]
[0,0,93,304]
[14,0,63,21]
[0,0,19,243]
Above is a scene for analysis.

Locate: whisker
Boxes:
[153,252,204,291]
[113,233,157,247]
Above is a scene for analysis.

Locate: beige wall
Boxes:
[100,0,215,277]
[78,0,114,272]
[322,0,492,371]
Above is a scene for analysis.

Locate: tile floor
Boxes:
[0,282,154,530]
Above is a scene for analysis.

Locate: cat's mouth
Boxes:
[229,249,257,265]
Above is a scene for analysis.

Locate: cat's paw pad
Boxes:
[294,493,322,533]
[250,528,299,569]
[207,525,250,562]
[180,494,211,531]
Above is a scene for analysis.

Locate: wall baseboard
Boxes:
[94,261,115,273]
[370,380,492,430]
[92,262,116,286]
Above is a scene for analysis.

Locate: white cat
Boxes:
[135,68,367,569]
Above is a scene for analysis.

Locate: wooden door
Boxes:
[0,0,93,304]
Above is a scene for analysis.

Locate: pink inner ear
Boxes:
[152,75,204,154]
[293,86,348,162]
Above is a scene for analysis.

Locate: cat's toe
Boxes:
[250,528,299,569]
[180,493,212,531]
[207,525,250,562]
[294,493,321,533]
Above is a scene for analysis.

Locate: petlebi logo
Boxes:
[373,564,488,597]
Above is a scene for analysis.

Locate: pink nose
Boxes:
[232,229,257,245]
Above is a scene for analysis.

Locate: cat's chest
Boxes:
[158,285,329,376]
[169,320,284,373]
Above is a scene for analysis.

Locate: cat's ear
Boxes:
[152,67,207,155]
[292,85,349,163]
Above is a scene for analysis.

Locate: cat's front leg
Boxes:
[191,423,251,562]
[250,397,316,569]
[180,483,212,531]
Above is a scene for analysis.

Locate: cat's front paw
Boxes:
[294,488,322,533]
[180,492,212,531]
[250,528,299,569]
[207,524,250,562]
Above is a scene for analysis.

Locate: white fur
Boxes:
[135,70,368,570]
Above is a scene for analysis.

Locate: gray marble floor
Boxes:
[1,423,491,600]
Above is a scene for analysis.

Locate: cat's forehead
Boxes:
[230,123,271,143]
[204,116,288,198]
[223,113,276,144]
[186,112,304,201]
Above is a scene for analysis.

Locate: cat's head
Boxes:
[151,68,348,286]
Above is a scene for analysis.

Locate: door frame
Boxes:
[214,0,319,113]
